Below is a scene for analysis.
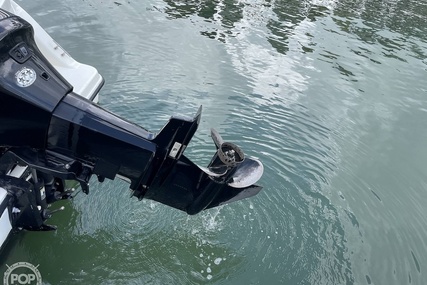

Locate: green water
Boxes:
[1,0,427,284]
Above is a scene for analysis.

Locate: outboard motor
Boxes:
[0,9,263,234]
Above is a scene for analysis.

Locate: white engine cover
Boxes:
[0,0,103,102]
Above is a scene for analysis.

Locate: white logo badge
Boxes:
[3,262,42,285]
[15,67,36,87]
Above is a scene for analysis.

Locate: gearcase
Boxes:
[0,5,263,250]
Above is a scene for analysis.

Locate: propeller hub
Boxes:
[218,142,244,167]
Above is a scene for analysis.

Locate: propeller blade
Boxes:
[228,157,264,188]
[210,128,224,150]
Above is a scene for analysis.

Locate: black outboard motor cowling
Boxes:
[0,9,263,223]
[0,9,72,149]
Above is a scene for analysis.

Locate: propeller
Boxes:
[207,128,263,188]
[211,128,244,167]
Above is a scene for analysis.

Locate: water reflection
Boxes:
[161,0,331,54]
[267,2,331,54]
[335,0,427,39]
[333,0,427,62]
[164,0,244,42]
[161,0,427,64]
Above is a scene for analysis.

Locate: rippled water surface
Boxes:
[1,0,427,284]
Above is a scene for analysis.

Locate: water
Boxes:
[1,0,427,284]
